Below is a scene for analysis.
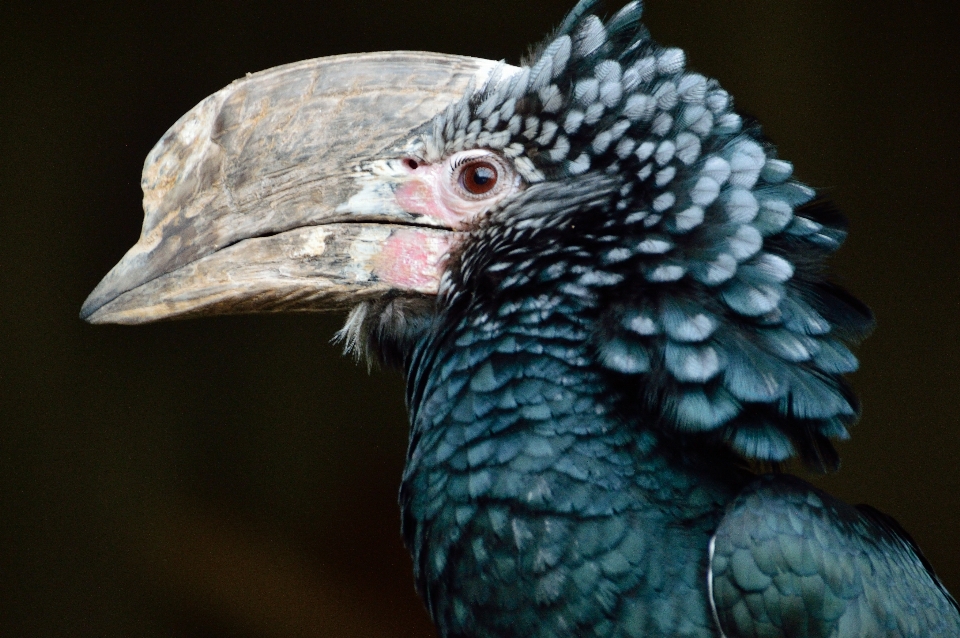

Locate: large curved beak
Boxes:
[81,52,509,325]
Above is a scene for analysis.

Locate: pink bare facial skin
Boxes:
[393,151,519,230]
[372,228,458,294]
[394,164,467,229]
[377,150,520,292]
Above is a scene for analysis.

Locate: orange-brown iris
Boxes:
[459,161,499,195]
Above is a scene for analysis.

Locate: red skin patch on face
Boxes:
[372,229,458,293]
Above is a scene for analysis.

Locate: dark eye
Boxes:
[459,161,499,195]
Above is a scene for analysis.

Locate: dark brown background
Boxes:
[2,1,958,636]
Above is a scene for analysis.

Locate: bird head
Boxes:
[82,0,872,470]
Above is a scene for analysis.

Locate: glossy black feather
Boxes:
[711,475,960,637]
[348,2,958,636]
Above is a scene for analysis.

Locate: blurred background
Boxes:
[2,1,958,636]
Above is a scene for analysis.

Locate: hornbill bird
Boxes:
[81,1,959,636]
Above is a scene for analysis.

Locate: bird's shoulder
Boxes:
[709,473,960,637]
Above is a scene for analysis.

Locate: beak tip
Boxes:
[79,293,111,324]
[79,297,151,325]
[81,267,137,325]
[80,248,159,325]
[79,284,104,323]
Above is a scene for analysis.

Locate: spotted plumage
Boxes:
[405,0,871,473]
[329,3,960,637]
[84,1,960,636]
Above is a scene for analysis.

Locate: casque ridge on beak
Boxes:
[81,52,510,325]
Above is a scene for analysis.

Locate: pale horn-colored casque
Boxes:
[82,52,514,325]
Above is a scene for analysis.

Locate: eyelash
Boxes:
[450,154,474,172]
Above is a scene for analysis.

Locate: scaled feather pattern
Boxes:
[331,2,958,637]
[413,0,872,473]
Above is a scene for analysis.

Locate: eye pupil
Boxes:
[461,161,499,195]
